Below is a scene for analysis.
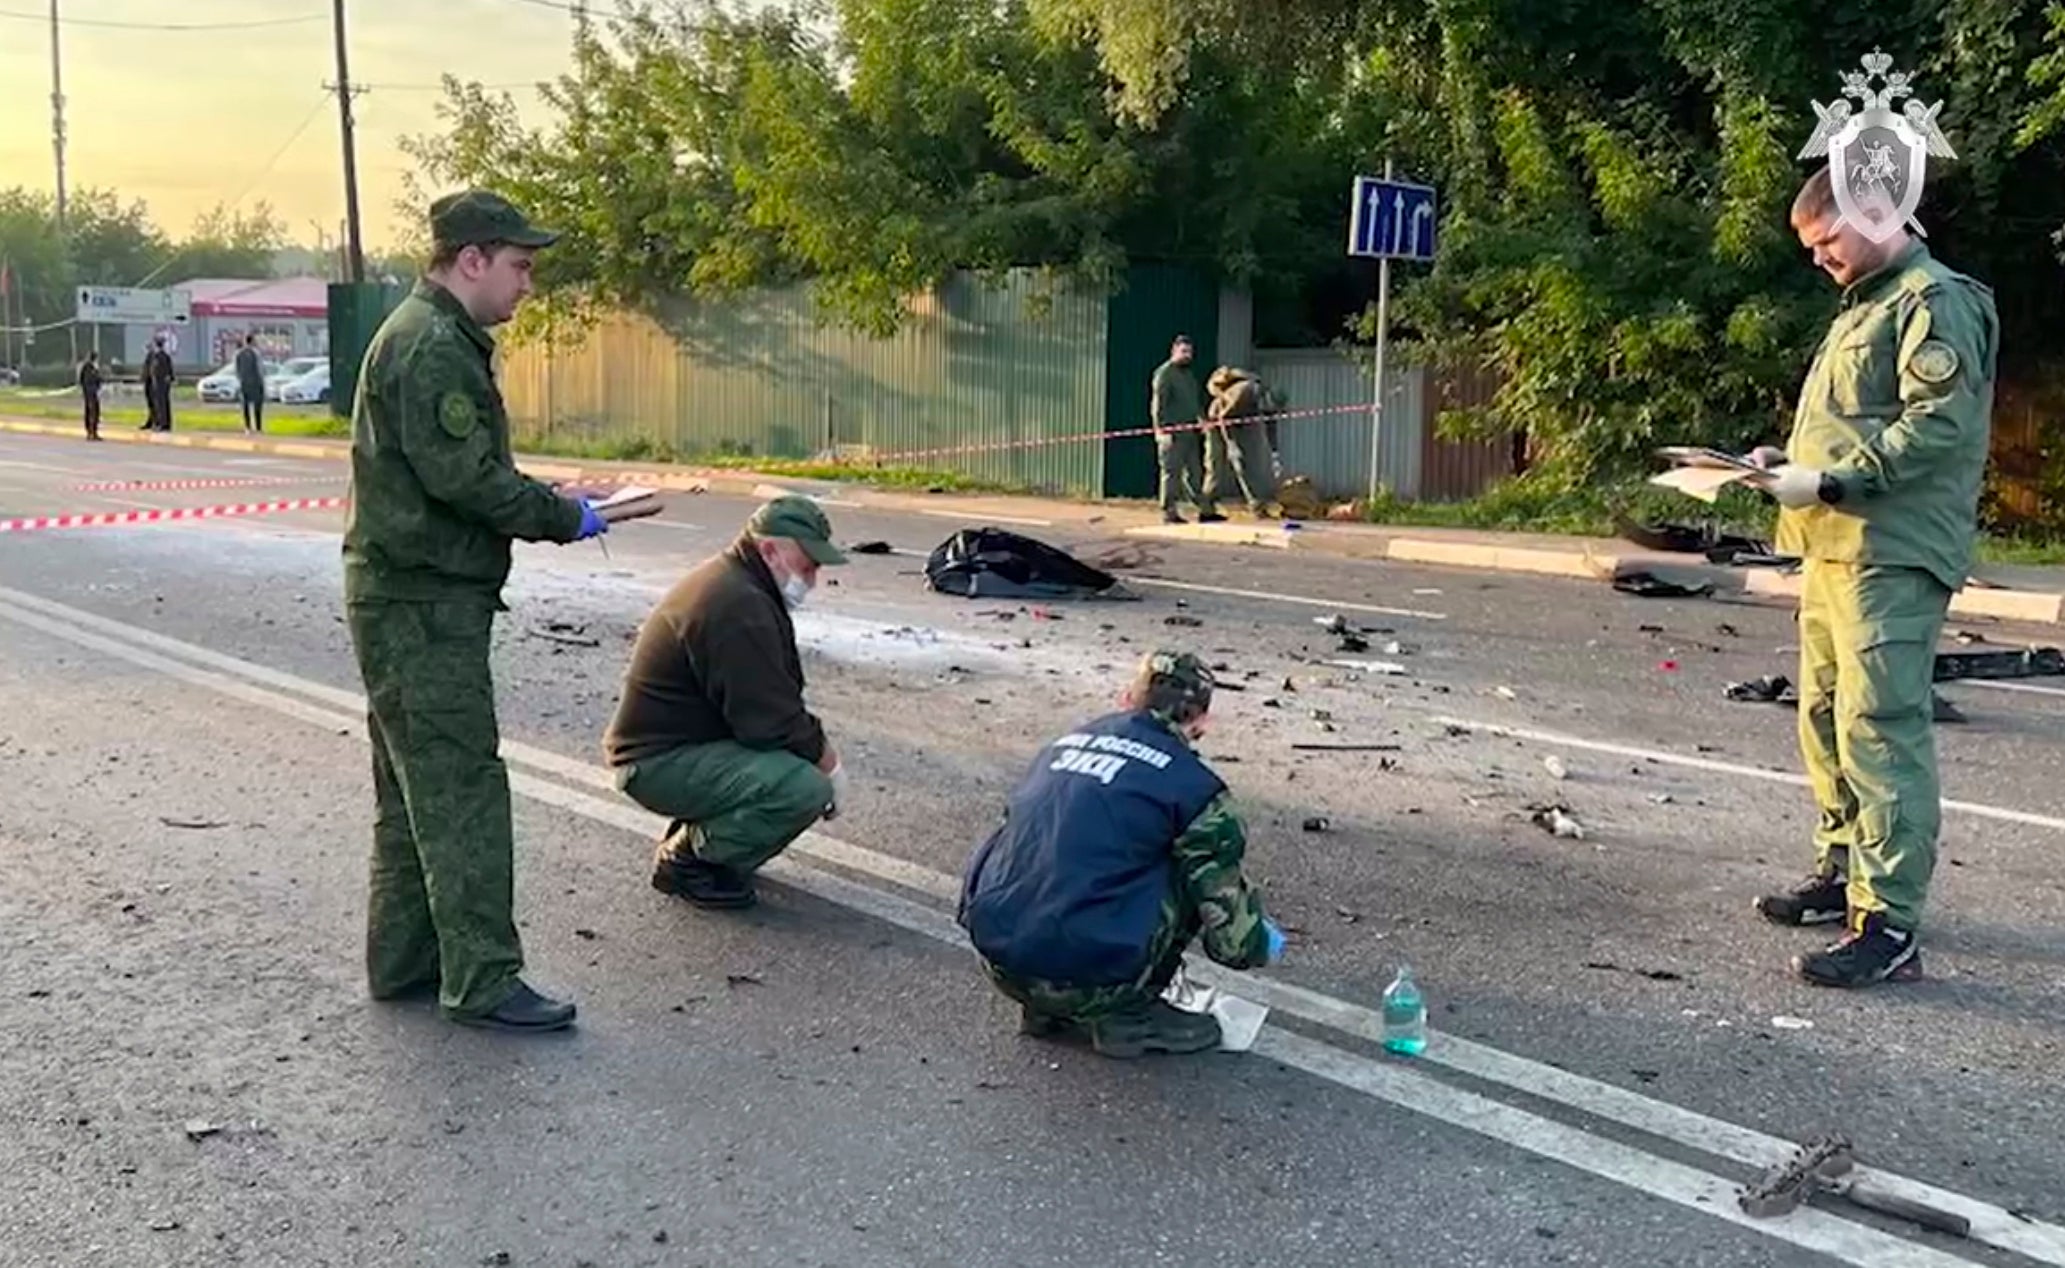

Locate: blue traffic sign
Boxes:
[1347,176,1437,261]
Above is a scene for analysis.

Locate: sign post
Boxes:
[1347,163,1438,503]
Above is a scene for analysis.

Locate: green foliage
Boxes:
[394,0,2065,527]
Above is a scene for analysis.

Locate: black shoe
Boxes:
[650,835,756,909]
[1019,1006,1081,1040]
[1755,872,1848,927]
[1086,1000,1222,1058]
[1793,911,1922,988]
[1162,511,1187,524]
[1197,512,1228,524]
[451,980,577,1032]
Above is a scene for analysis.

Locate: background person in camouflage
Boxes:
[1204,365,1282,517]
[1150,335,1223,525]
[1747,163,1998,989]
[958,650,1285,1057]
[343,189,610,1034]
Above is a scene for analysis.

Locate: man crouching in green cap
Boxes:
[958,651,1285,1057]
[603,496,848,908]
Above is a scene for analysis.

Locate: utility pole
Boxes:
[49,0,67,230]
[329,0,366,283]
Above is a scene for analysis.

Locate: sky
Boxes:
[0,0,592,251]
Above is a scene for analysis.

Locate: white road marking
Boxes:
[916,508,1053,528]
[1129,575,1449,621]
[0,459,85,474]
[1956,679,2065,699]
[0,583,2055,1266]
[1432,714,2065,833]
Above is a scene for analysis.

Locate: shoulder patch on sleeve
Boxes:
[1910,340,1960,385]
[438,391,478,438]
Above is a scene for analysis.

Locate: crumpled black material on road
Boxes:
[923,527,1122,599]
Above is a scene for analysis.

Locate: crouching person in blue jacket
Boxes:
[958,650,1285,1057]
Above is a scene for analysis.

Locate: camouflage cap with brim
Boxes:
[429,189,559,249]
[747,494,847,565]
[1137,649,1215,709]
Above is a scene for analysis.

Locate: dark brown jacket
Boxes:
[603,538,827,767]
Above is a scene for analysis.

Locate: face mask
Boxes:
[780,572,810,609]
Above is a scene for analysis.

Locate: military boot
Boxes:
[1019,1006,1082,1040]
[1086,1000,1222,1058]
[1754,870,1848,927]
[1794,910,1922,988]
[650,822,755,909]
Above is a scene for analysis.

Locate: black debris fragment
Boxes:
[848,540,893,555]
[1612,571,1715,600]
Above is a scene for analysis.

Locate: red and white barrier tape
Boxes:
[70,476,343,493]
[0,497,347,534]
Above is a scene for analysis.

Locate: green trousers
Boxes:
[1156,428,1219,516]
[1208,420,1276,510]
[614,740,833,872]
[981,885,1199,1022]
[347,600,523,1019]
[1796,561,1953,928]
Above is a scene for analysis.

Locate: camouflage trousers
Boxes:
[614,739,832,872]
[1208,420,1276,511]
[980,886,1200,1023]
[347,599,524,1019]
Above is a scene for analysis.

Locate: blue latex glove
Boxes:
[575,500,608,540]
[1262,918,1287,965]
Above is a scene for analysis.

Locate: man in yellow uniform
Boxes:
[1748,164,1998,988]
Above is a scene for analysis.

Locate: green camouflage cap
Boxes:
[747,495,847,566]
[1136,649,1215,710]
[429,189,559,249]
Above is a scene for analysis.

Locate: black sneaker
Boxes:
[1793,911,1922,988]
[650,828,756,909]
[1162,511,1187,524]
[1086,1000,1221,1058]
[1019,1006,1081,1040]
[1197,512,1228,524]
[1755,872,1848,927]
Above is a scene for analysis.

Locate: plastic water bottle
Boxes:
[1381,965,1427,1056]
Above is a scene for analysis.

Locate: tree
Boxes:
[168,201,287,280]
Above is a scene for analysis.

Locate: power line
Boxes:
[0,7,326,30]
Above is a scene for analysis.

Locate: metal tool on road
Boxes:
[1739,1133,1971,1237]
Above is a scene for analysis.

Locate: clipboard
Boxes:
[593,485,664,523]
[1654,446,1763,473]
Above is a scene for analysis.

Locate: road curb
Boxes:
[1744,569,2065,624]
[1382,536,1623,582]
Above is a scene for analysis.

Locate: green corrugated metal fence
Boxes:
[326,281,408,419]
[1100,264,1220,498]
[499,270,1112,495]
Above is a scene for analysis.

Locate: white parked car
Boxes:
[265,356,325,401]
[279,362,330,405]
[198,358,279,403]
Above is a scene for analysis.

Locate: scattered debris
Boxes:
[848,540,893,555]
[1163,614,1203,627]
[1326,659,1408,676]
[1716,623,1741,638]
[1657,660,1680,672]
[1649,793,1676,805]
[1769,1015,1814,1031]
[1613,571,1716,600]
[1583,960,1684,982]
[527,626,601,649]
[1933,646,2065,682]
[1613,513,1776,566]
[149,1218,182,1233]
[725,973,764,988]
[1542,756,1569,781]
[1302,817,1331,833]
[1739,1133,1972,1237]
[574,928,600,941]
[1337,631,1371,653]
[159,817,228,831]
[183,1120,223,1142]
[1291,742,1403,752]
[1725,675,1795,704]
[1530,805,1586,839]
[1493,686,1518,701]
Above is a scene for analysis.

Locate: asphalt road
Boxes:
[3,432,2062,1268]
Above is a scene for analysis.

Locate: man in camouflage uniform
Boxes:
[1151,335,1224,525]
[1205,365,1282,517]
[958,651,1285,1056]
[343,189,610,1032]
[1748,163,1998,988]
